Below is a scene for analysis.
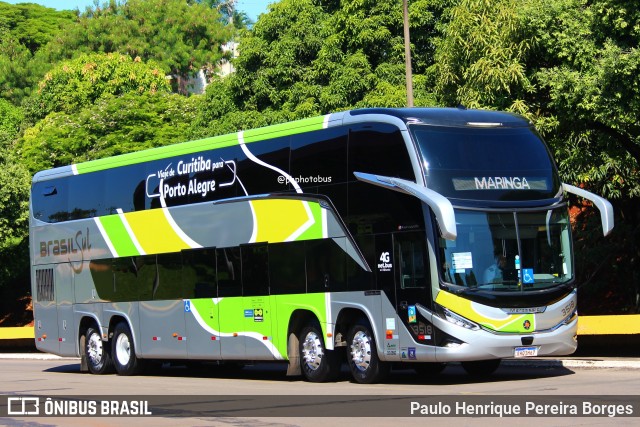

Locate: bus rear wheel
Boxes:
[461,359,501,376]
[112,322,140,376]
[347,320,389,384]
[85,326,112,375]
[299,322,339,382]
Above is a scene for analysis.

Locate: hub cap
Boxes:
[87,332,103,365]
[115,333,131,366]
[301,331,324,371]
[350,330,372,372]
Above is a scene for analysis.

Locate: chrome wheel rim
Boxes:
[350,330,372,372]
[115,333,131,366]
[87,332,103,365]
[302,331,324,371]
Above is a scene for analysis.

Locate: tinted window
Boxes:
[217,247,242,297]
[412,126,560,200]
[183,248,217,298]
[67,173,105,219]
[291,127,348,187]
[112,257,146,301]
[349,123,415,181]
[350,235,376,291]
[242,244,269,296]
[306,238,347,292]
[32,180,68,223]
[348,181,425,235]
[149,253,184,300]
[269,241,306,295]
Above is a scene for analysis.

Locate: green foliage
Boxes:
[0,2,76,54]
[39,0,232,79]
[23,52,170,122]
[0,147,31,287]
[433,0,534,113]
[0,2,76,103]
[196,0,445,135]
[521,0,640,200]
[0,98,23,147]
[20,91,200,173]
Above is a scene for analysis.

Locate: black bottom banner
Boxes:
[1,395,638,418]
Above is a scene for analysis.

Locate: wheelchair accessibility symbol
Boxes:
[184,300,191,312]
[522,268,534,284]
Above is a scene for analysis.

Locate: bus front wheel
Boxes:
[299,322,339,382]
[347,320,389,384]
[84,326,112,375]
[112,322,140,376]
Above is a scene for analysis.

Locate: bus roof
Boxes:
[32,107,531,183]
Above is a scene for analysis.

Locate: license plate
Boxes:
[514,346,538,357]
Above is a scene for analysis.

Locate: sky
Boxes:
[3,0,271,23]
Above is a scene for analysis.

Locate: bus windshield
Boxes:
[439,208,573,291]
[411,125,561,201]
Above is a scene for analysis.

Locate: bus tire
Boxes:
[299,322,340,382]
[347,319,389,384]
[461,359,501,376]
[112,322,140,376]
[84,326,112,375]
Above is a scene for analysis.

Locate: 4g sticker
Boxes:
[378,251,392,272]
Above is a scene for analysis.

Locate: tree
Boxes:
[0,98,23,148]
[432,0,534,114]
[0,2,76,54]
[19,91,200,173]
[194,0,447,136]
[37,0,232,88]
[0,3,76,104]
[23,52,170,123]
[0,144,31,294]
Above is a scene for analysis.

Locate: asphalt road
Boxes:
[0,358,638,426]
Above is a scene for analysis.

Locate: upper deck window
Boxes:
[411,125,560,201]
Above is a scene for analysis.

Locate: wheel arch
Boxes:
[334,307,378,351]
[106,314,140,358]
[285,309,321,376]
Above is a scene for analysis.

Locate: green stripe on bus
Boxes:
[74,134,237,175]
[73,115,327,175]
[242,116,326,143]
[98,215,140,257]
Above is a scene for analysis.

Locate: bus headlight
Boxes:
[442,308,480,331]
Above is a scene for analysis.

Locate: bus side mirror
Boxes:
[563,183,614,237]
[354,171,457,240]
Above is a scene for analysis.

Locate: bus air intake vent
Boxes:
[36,268,55,302]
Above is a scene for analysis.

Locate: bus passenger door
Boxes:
[33,266,59,354]
[393,232,437,357]
[56,263,76,356]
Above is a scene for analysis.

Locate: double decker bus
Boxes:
[30,108,613,383]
